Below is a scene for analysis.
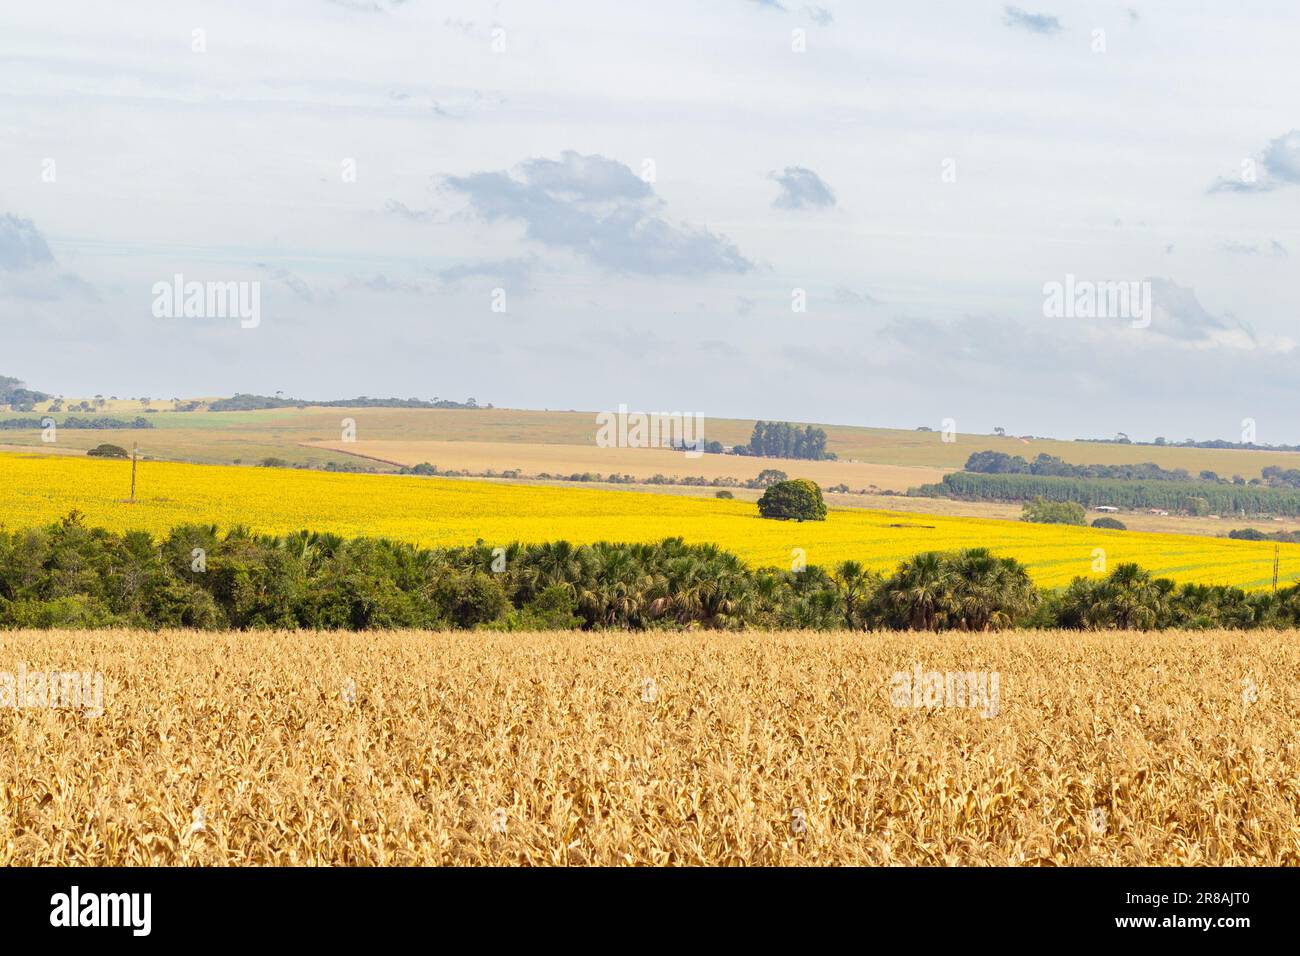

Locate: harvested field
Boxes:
[308,438,947,492]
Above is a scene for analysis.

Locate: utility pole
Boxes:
[130,443,138,503]
[1273,544,1280,593]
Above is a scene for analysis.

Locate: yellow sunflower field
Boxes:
[1,451,1295,589]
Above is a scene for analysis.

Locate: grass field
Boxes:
[2,451,1297,589]
[309,438,947,492]
[6,404,1300,480]
[2,628,1295,865]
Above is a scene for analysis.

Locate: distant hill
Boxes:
[208,393,486,412]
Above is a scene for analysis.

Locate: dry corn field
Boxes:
[2,629,1298,866]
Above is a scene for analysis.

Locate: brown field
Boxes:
[308,438,948,492]
[3,629,1296,866]
[0,443,82,457]
[28,398,225,414]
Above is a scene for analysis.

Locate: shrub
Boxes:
[144,578,227,629]
[431,572,509,628]
[87,444,129,459]
[757,478,827,522]
[1091,516,1127,530]
[714,490,734,499]
[0,595,122,629]
[486,585,583,631]
[1021,497,1086,525]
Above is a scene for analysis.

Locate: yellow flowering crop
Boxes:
[1,451,1295,589]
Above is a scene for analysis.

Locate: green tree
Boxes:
[87,443,129,458]
[757,478,828,521]
[878,551,952,630]
[753,468,788,487]
[1091,516,1126,530]
[947,548,1037,631]
[1091,563,1165,630]
[832,560,881,629]
[430,571,509,628]
[486,584,582,631]
[1021,497,1086,525]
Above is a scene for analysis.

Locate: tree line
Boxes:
[967,450,1300,488]
[914,471,1300,517]
[966,450,1198,482]
[1228,527,1300,543]
[0,416,155,430]
[208,394,485,412]
[4,514,1298,632]
[732,421,835,460]
[1260,466,1300,490]
[1081,435,1300,453]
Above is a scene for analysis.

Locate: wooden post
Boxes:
[1273,544,1280,593]
[130,443,138,503]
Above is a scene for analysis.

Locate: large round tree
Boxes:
[757,478,827,521]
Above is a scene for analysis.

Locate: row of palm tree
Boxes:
[5,516,1296,631]
[425,539,1040,631]
[1047,563,1265,630]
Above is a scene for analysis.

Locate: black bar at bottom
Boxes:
[0,866,1284,942]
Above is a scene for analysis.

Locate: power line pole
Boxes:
[130,443,138,503]
[1273,544,1279,593]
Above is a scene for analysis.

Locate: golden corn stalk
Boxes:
[2,629,1296,866]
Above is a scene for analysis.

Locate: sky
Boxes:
[1,0,1297,442]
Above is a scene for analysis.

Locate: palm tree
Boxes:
[577,544,661,628]
[886,552,953,630]
[524,540,587,598]
[833,560,878,629]
[1096,563,1163,630]
[949,548,1036,631]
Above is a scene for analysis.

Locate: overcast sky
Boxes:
[1,1,1297,442]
